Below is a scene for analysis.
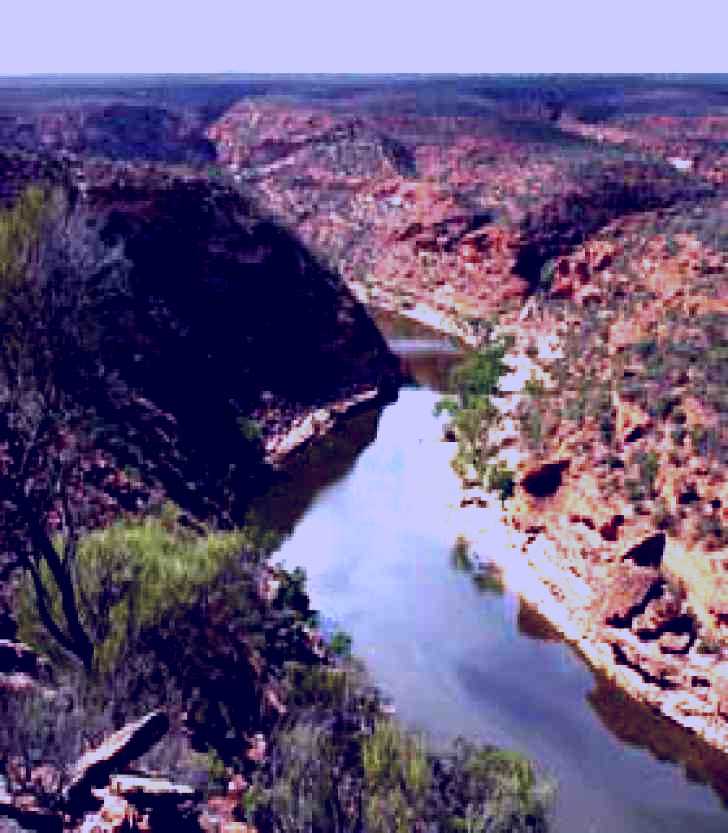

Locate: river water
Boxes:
[255,313,728,833]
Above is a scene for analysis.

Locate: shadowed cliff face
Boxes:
[87,174,400,520]
[0,152,400,524]
[0,102,219,164]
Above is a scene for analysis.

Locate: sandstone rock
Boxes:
[0,791,62,833]
[246,733,266,763]
[99,791,130,828]
[65,711,169,810]
[657,631,692,654]
[29,765,61,796]
[611,631,685,687]
[109,774,198,805]
[632,593,682,635]
[712,661,728,718]
[615,400,650,445]
[599,566,660,624]
[0,671,38,692]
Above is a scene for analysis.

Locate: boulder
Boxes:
[0,791,62,833]
[600,566,661,625]
[65,711,169,811]
[658,631,692,654]
[109,774,198,807]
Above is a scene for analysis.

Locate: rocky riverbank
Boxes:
[427,309,728,760]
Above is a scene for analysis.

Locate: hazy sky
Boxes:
[2,1,727,75]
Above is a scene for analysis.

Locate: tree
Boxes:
[0,186,131,668]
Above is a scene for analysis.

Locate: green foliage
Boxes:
[487,462,516,507]
[434,396,460,417]
[671,425,688,447]
[450,340,511,408]
[624,477,646,506]
[523,376,546,398]
[598,411,615,445]
[238,416,262,442]
[471,563,505,595]
[520,407,543,448]
[652,498,675,533]
[328,630,353,659]
[538,258,557,292]
[451,535,474,573]
[205,748,229,789]
[665,236,679,257]
[18,507,278,671]
[0,185,49,298]
[639,450,660,496]
[363,720,430,797]
[363,720,431,832]
[696,513,728,548]
[248,648,550,833]
[696,637,722,655]
[438,335,512,479]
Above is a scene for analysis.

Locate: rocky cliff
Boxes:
[450,197,728,756]
[0,149,400,524]
[204,93,728,757]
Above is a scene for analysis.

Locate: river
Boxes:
[252,312,728,833]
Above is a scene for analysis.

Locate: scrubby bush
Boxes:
[437,335,513,482]
[17,507,276,672]
[250,689,552,833]
[488,462,516,508]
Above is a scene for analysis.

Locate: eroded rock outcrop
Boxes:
[65,711,170,811]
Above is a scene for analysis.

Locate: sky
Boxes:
[1,0,727,76]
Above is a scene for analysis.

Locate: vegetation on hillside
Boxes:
[0,181,551,831]
[4,506,553,832]
[437,328,516,506]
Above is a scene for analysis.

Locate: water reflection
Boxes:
[268,310,728,833]
[587,670,728,805]
[517,599,562,643]
[450,536,505,596]
[370,309,464,393]
[247,406,382,536]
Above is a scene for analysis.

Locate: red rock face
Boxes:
[206,101,558,320]
[502,184,728,750]
[560,114,728,187]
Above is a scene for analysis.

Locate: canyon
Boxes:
[1,74,728,832]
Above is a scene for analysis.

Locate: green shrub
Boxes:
[521,407,543,448]
[18,507,278,671]
[633,450,660,498]
[523,376,546,398]
[487,462,516,507]
[0,184,50,297]
[696,637,722,655]
[451,535,474,573]
[238,416,262,441]
[538,258,557,292]
[438,334,513,480]
[328,630,353,659]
